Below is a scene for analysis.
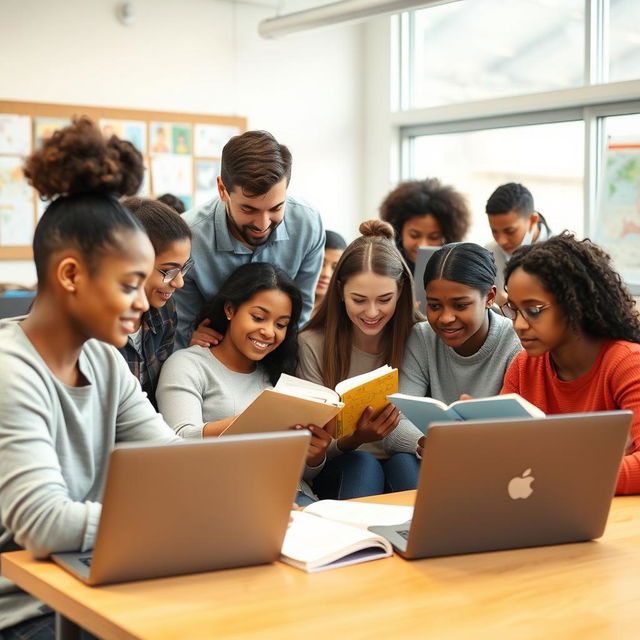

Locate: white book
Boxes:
[280,500,413,573]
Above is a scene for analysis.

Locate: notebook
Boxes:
[370,411,631,558]
[52,430,310,585]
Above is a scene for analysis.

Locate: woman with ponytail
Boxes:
[0,117,179,636]
[298,220,423,498]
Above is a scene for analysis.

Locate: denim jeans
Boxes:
[313,450,419,499]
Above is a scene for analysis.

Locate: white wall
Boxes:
[0,0,364,285]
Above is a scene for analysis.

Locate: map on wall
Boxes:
[594,136,640,286]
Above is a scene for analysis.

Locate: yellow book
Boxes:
[334,365,398,438]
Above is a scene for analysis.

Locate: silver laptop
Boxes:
[52,430,310,585]
[413,246,439,315]
[370,411,630,558]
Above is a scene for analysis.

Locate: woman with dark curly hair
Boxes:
[379,177,470,272]
[500,232,640,495]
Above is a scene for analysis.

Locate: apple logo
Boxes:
[508,468,534,500]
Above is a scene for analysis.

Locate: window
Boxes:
[408,0,584,109]
[410,121,584,244]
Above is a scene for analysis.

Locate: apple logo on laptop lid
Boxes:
[508,468,534,500]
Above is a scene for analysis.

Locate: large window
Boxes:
[409,0,585,109]
[395,0,640,291]
[411,121,584,244]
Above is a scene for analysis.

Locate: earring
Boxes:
[226,315,231,320]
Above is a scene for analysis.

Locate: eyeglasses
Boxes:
[499,302,552,323]
[156,259,193,284]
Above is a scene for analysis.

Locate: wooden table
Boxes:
[3,492,640,640]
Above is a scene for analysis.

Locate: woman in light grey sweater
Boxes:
[399,242,522,452]
[0,118,180,636]
[157,262,330,505]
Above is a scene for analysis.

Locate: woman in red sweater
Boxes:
[500,232,640,494]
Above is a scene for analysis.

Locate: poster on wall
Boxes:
[594,136,640,290]
[195,159,219,206]
[0,156,34,246]
[150,154,192,209]
[150,122,192,155]
[0,114,31,155]
[194,123,240,157]
[99,118,147,153]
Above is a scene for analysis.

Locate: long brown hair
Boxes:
[303,220,422,388]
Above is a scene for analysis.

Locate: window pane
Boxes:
[594,113,640,287]
[609,0,640,83]
[409,0,584,109]
[409,121,584,245]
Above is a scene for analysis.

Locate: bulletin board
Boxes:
[0,100,246,260]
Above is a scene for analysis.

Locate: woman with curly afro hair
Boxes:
[500,232,640,495]
[379,177,470,272]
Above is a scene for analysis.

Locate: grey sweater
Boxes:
[0,321,179,630]
[398,311,522,441]
[156,345,271,438]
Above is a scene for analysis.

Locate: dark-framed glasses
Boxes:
[156,259,193,284]
[500,301,552,323]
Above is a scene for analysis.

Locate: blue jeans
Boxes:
[313,450,419,500]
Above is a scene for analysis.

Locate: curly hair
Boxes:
[23,116,146,284]
[379,177,470,244]
[504,232,640,343]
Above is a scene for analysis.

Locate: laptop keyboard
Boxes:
[79,556,92,567]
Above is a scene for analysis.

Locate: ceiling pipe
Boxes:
[258,0,462,39]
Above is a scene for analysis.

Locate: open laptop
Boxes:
[52,430,310,585]
[413,246,439,315]
[370,411,631,558]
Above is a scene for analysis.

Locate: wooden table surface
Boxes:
[3,492,640,640]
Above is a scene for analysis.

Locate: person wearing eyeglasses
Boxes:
[484,182,552,306]
[399,243,521,455]
[500,232,640,495]
[118,197,192,409]
[173,130,324,350]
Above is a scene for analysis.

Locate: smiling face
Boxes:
[505,267,570,357]
[144,238,192,309]
[219,177,286,248]
[400,214,445,265]
[489,210,538,255]
[224,289,293,364]
[70,229,155,348]
[426,278,495,356]
[342,271,401,345]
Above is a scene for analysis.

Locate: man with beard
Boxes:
[173,130,324,348]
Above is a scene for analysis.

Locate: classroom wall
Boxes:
[0,0,364,285]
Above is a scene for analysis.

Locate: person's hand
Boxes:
[189,318,224,348]
[296,424,331,467]
[340,403,400,450]
[459,394,473,401]
[416,435,425,458]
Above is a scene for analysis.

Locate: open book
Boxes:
[387,392,545,434]
[222,367,398,437]
[280,500,413,572]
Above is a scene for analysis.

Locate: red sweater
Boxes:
[501,339,640,495]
